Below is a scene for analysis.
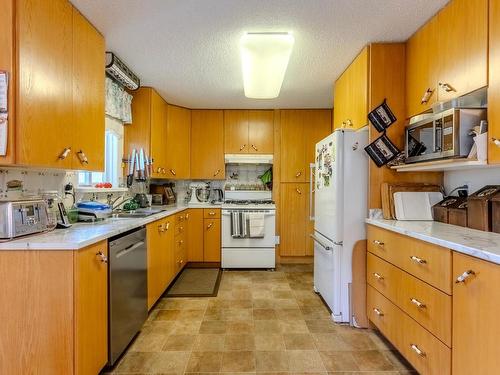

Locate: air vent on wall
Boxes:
[105,52,140,90]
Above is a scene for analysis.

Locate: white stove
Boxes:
[221,190,276,269]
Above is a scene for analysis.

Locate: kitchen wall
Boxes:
[444,166,500,195]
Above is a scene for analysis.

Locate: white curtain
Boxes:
[105,77,133,123]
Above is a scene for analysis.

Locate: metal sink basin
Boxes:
[112,208,165,219]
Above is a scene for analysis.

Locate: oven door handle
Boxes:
[222,211,275,216]
[310,234,333,252]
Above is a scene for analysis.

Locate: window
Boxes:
[78,117,124,187]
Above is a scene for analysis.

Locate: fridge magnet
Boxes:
[316,142,334,190]
[368,99,397,133]
[364,133,400,167]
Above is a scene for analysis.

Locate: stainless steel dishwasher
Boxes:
[108,226,147,366]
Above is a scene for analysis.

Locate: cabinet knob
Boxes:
[208,211,216,216]
[373,308,384,316]
[186,213,190,219]
[373,272,384,280]
[410,255,427,265]
[410,344,426,357]
[296,188,302,195]
[96,251,108,264]
[161,168,166,174]
[165,222,170,230]
[59,147,72,160]
[438,82,456,93]
[169,169,176,176]
[455,269,475,284]
[251,144,258,151]
[373,240,384,246]
[421,88,434,104]
[213,169,221,177]
[410,298,426,309]
[178,240,184,245]
[239,144,246,151]
[158,223,165,232]
[77,150,89,165]
[295,171,302,177]
[491,138,500,148]
[207,222,214,229]
[156,167,162,173]
[345,119,353,127]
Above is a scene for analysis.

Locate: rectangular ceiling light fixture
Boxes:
[240,32,295,99]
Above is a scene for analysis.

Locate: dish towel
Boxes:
[248,212,265,238]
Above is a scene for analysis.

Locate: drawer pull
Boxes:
[373,272,384,280]
[373,240,384,246]
[295,171,302,177]
[455,270,476,283]
[96,251,108,264]
[410,298,426,309]
[410,344,426,357]
[373,308,384,316]
[208,212,216,216]
[410,255,427,264]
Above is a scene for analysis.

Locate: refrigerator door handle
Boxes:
[310,234,333,252]
[309,163,315,220]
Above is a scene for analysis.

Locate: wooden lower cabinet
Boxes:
[452,253,500,375]
[187,209,204,262]
[204,217,221,262]
[0,241,108,375]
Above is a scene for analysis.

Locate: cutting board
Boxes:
[381,182,443,219]
[394,191,444,220]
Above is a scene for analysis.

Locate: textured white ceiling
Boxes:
[72,0,448,109]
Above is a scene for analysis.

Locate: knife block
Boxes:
[433,197,467,224]
[467,185,500,231]
[491,193,500,234]
[448,201,468,227]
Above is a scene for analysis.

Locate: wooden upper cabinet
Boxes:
[72,8,105,171]
[125,88,152,158]
[16,0,74,168]
[437,0,488,102]
[333,47,368,130]
[280,110,306,182]
[248,110,274,154]
[74,241,108,375]
[191,110,225,179]
[150,90,168,178]
[165,105,191,179]
[406,16,439,118]
[304,110,332,177]
[452,253,500,375]
[489,0,500,164]
[224,110,249,154]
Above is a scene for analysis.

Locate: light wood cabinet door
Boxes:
[304,110,332,182]
[187,209,204,262]
[488,0,500,164]
[204,219,221,262]
[166,105,191,179]
[280,110,306,182]
[346,47,369,129]
[191,110,225,179]
[124,88,151,157]
[16,0,73,168]
[224,110,249,154]
[248,110,274,154]
[150,90,168,178]
[72,8,105,171]
[437,0,488,102]
[280,183,307,256]
[452,253,500,375]
[74,241,108,375]
[406,16,439,118]
[147,219,168,309]
[333,72,348,130]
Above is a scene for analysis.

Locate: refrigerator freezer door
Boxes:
[314,131,343,242]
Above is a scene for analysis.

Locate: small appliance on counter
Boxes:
[150,183,175,206]
[76,201,112,222]
[433,196,468,224]
[211,188,224,203]
[188,182,211,205]
[467,185,500,231]
[0,199,51,239]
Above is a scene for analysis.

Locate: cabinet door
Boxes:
[72,8,105,171]
[204,219,221,262]
[488,0,500,164]
[16,0,73,168]
[333,72,348,130]
[187,209,204,262]
[74,241,108,375]
[163,217,175,284]
[224,110,249,154]
[191,110,225,179]
[304,110,332,182]
[346,47,369,129]
[437,0,488,102]
[166,105,191,179]
[280,110,306,182]
[406,16,439,118]
[150,90,168,178]
[279,183,307,256]
[248,110,274,154]
[124,88,151,157]
[147,219,168,309]
[452,253,500,374]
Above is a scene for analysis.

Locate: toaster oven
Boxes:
[405,108,487,163]
[0,200,50,239]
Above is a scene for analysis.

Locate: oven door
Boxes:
[222,209,276,248]
[405,117,442,163]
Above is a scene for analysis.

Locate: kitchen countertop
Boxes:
[0,205,193,251]
[366,218,500,265]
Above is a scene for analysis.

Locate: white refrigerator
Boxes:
[311,127,368,324]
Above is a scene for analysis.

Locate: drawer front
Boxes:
[203,208,221,219]
[175,211,188,224]
[367,225,452,294]
[367,253,451,346]
[367,286,451,375]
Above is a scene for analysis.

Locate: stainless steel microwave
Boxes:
[405,108,487,163]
